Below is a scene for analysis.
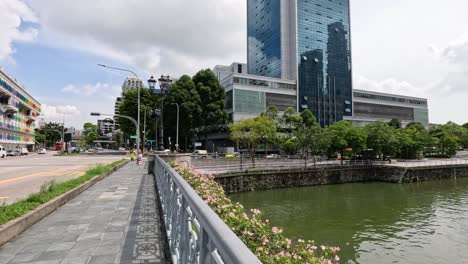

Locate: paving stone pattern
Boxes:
[0,163,170,264]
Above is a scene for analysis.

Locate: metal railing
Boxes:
[154,156,261,264]
[193,158,376,174]
[388,158,468,168]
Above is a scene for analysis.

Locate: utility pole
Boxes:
[143,107,146,152]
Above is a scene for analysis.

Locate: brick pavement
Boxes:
[0,163,169,264]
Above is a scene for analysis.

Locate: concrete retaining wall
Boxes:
[215,165,468,193]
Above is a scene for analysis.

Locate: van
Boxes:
[20,148,29,156]
[0,146,6,158]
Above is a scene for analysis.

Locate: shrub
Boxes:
[175,165,340,264]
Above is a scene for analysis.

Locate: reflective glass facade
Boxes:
[297,0,352,127]
[247,0,282,78]
[234,89,266,113]
[247,0,353,127]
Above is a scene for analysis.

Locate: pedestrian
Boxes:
[130,150,136,162]
[137,151,143,165]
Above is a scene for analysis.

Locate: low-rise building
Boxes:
[214,63,297,122]
[0,69,41,150]
[345,89,429,127]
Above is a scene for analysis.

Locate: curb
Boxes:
[0,160,130,247]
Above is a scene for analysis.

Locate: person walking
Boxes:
[137,151,143,166]
[130,150,136,162]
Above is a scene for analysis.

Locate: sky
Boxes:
[0,0,467,128]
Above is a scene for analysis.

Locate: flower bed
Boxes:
[175,165,340,264]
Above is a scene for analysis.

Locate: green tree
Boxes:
[388,118,402,129]
[118,87,157,142]
[294,111,329,165]
[163,75,202,151]
[325,120,352,163]
[429,123,462,157]
[406,122,425,131]
[35,122,64,148]
[230,115,276,164]
[346,126,368,156]
[83,122,99,145]
[192,69,228,147]
[365,122,399,160]
[282,107,302,133]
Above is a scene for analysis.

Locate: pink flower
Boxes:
[272,226,280,234]
[298,239,305,243]
[251,208,261,215]
[334,255,340,262]
[320,245,326,251]
[228,212,235,218]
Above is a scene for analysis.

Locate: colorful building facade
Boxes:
[0,69,40,150]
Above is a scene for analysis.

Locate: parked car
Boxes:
[38,148,47,154]
[266,154,280,159]
[6,150,21,157]
[192,150,208,159]
[20,148,29,156]
[0,145,6,158]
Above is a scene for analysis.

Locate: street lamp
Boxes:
[157,75,172,150]
[98,64,142,159]
[172,103,179,151]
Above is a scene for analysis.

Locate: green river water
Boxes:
[230,178,468,264]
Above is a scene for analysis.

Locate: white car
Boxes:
[0,145,6,158]
[38,148,47,154]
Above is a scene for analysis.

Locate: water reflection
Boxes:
[230,178,468,263]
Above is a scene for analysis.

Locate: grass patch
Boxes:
[0,159,126,225]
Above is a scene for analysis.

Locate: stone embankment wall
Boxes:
[215,165,468,193]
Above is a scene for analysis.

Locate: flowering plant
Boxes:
[175,165,340,264]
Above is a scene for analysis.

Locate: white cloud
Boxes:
[38,82,122,128]
[0,0,38,61]
[62,82,120,98]
[25,0,246,76]
[430,33,468,66]
[354,75,424,97]
[40,104,80,122]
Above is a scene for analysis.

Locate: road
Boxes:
[0,153,127,204]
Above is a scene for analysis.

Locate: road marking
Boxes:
[0,196,9,199]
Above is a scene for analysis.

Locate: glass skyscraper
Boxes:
[247,0,353,127]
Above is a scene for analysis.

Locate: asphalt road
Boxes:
[0,152,127,204]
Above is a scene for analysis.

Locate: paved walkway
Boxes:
[0,163,169,264]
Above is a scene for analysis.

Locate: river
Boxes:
[230,178,468,263]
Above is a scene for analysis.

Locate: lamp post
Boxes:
[172,103,179,151]
[158,75,172,150]
[98,64,141,159]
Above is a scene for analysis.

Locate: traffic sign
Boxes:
[195,142,202,147]
[130,136,137,139]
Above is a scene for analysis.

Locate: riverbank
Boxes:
[215,164,468,193]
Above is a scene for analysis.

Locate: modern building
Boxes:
[97,118,116,137]
[213,62,297,122]
[122,76,144,93]
[247,0,353,127]
[345,89,429,127]
[0,69,41,150]
[114,97,122,128]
